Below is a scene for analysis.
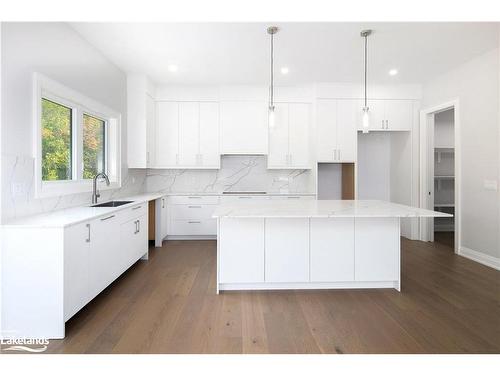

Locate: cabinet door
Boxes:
[265,218,309,282]
[385,100,412,131]
[221,101,268,154]
[178,102,199,166]
[316,99,337,161]
[134,214,148,260]
[199,102,220,167]
[64,222,90,321]
[219,218,265,283]
[310,218,354,282]
[336,100,357,162]
[156,102,179,167]
[146,94,156,167]
[355,217,399,281]
[267,103,289,168]
[288,103,310,168]
[88,215,121,299]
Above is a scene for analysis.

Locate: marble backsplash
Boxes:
[1,153,147,222]
[1,154,314,222]
[145,155,315,195]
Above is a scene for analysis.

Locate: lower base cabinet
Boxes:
[310,218,355,282]
[265,218,309,282]
[219,218,264,283]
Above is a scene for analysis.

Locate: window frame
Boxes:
[33,73,121,198]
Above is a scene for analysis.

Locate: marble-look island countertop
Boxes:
[213,200,453,218]
[2,192,165,228]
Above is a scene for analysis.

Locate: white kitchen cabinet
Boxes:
[357,99,412,131]
[156,101,179,167]
[199,102,220,167]
[221,101,268,154]
[316,99,356,162]
[310,218,355,282]
[268,103,310,169]
[155,101,220,168]
[127,75,156,168]
[178,102,199,166]
[121,214,148,270]
[167,195,219,237]
[64,222,91,321]
[355,217,399,281]
[265,218,310,282]
[88,213,121,299]
[219,218,265,284]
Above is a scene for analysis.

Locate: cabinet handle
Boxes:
[188,205,202,208]
[386,120,389,129]
[134,220,138,234]
[147,151,150,164]
[101,215,115,221]
[162,198,165,208]
[188,221,201,224]
[287,196,300,199]
[132,206,142,210]
[188,196,201,199]
[238,196,252,199]
[86,223,91,243]
[138,220,140,233]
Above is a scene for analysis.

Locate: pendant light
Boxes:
[267,26,278,128]
[360,29,372,134]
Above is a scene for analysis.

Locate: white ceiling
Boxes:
[70,22,499,85]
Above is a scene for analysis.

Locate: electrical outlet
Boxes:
[12,182,27,196]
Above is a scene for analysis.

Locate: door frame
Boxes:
[419,99,461,253]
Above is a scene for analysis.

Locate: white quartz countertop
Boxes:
[2,193,164,228]
[212,200,453,218]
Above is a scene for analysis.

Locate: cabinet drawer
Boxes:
[269,195,316,200]
[168,195,220,205]
[171,204,216,220]
[118,203,148,223]
[220,195,270,203]
[170,219,217,236]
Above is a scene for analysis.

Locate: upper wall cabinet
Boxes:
[317,99,357,162]
[356,99,413,131]
[155,101,220,169]
[268,103,310,169]
[127,75,156,168]
[220,101,268,154]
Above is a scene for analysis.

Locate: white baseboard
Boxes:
[458,246,500,270]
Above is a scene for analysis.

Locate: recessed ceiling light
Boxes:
[280,66,289,75]
[167,64,178,73]
[389,69,398,76]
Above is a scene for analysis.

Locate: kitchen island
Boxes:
[213,200,451,293]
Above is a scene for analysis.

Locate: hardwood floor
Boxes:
[42,238,500,354]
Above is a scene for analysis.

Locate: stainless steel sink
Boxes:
[91,200,133,208]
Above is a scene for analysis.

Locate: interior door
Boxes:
[385,100,413,131]
[267,103,289,168]
[199,102,220,167]
[288,103,310,168]
[178,102,199,166]
[316,99,337,161]
[156,101,179,166]
[336,99,357,162]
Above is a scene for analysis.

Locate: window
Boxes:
[83,114,106,179]
[41,98,73,181]
[34,73,121,198]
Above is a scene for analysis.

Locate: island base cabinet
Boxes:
[218,218,264,283]
[354,217,400,282]
[265,218,310,282]
[310,218,355,282]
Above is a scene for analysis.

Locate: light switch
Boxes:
[483,180,498,191]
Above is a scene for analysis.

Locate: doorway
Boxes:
[419,100,460,252]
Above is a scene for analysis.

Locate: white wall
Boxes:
[1,22,145,222]
[422,48,500,259]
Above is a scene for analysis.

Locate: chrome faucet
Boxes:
[92,172,110,204]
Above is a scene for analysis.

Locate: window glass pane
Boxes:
[41,98,72,181]
[83,114,106,179]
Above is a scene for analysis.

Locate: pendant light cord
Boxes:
[270,31,274,109]
[364,34,367,108]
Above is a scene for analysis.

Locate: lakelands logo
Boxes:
[1,338,49,353]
